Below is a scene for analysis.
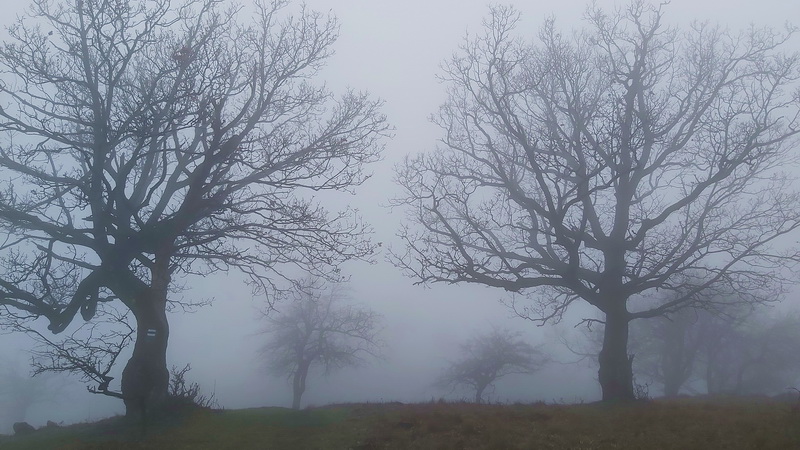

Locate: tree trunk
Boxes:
[121,293,170,419]
[661,319,685,397]
[121,249,171,420]
[662,346,687,397]
[705,347,727,394]
[475,384,486,404]
[705,359,716,394]
[598,304,635,402]
[292,361,310,410]
[291,380,303,410]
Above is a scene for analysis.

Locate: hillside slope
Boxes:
[1,397,799,449]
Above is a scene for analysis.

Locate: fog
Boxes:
[1,0,799,433]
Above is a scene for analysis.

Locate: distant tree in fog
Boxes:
[0,0,388,418]
[629,307,716,397]
[630,304,800,396]
[699,311,800,395]
[574,299,800,396]
[436,328,548,403]
[260,279,383,409]
[392,1,800,402]
[0,361,62,426]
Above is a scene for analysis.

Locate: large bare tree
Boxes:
[393,2,800,401]
[260,278,382,409]
[0,0,388,418]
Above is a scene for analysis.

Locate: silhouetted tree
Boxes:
[436,328,548,403]
[260,279,382,409]
[392,2,800,401]
[0,0,388,419]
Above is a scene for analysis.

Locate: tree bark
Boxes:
[598,304,635,402]
[121,293,170,419]
[475,384,486,404]
[292,361,310,410]
[120,250,171,419]
[661,323,687,397]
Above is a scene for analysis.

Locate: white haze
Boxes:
[0,0,798,432]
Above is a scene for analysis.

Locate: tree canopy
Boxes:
[436,328,548,403]
[0,0,388,416]
[393,1,800,401]
[261,279,383,409]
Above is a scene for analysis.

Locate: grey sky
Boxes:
[1,0,799,430]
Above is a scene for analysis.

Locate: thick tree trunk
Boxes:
[662,326,686,397]
[475,385,486,404]
[291,361,310,410]
[121,293,170,419]
[291,382,303,410]
[662,312,702,397]
[598,305,635,402]
[121,250,171,420]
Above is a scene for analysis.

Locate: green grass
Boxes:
[1,397,799,449]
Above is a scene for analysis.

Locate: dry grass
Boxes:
[343,397,800,449]
[1,396,799,449]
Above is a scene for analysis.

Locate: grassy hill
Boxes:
[1,397,799,449]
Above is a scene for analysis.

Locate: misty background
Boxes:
[1,0,799,432]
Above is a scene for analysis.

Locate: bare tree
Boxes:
[392,2,800,401]
[436,328,548,403]
[260,279,382,409]
[629,307,712,397]
[0,0,388,418]
[699,311,800,395]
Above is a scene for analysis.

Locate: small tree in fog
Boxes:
[260,279,382,409]
[436,328,548,403]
